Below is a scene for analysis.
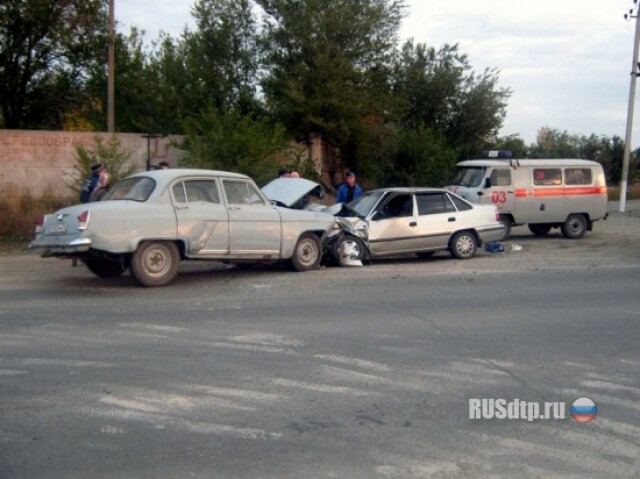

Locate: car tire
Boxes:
[449,231,478,259]
[498,215,512,240]
[130,241,180,287]
[83,259,126,278]
[333,234,366,266]
[528,224,552,236]
[291,233,322,272]
[561,214,588,239]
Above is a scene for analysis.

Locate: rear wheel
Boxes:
[449,231,478,259]
[561,214,588,239]
[528,224,552,236]
[83,259,126,278]
[498,215,512,240]
[130,241,180,287]
[291,233,322,271]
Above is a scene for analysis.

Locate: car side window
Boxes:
[448,193,473,211]
[223,180,265,206]
[173,180,220,204]
[564,168,592,185]
[490,168,512,186]
[533,168,562,186]
[416,193,455,215]
[376,194,413,219]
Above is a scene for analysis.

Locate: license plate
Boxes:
[48,224,68,234]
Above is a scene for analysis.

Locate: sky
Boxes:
[116,0,640,146]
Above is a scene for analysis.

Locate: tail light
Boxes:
[496,212,501,222]
[78,210,90,230]
[35,215,45,234]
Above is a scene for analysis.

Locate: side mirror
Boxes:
[484,178,492,188]
[371,211,384,221]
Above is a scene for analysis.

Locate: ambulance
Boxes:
[446,151,608,239]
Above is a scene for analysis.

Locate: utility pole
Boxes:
[621,1,640,213]
[107,0,115,133]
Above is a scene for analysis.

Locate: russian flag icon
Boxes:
[570,397,597,423]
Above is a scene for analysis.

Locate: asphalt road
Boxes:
[1,205,639,478]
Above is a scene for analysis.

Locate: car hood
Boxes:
[261,178,326,209]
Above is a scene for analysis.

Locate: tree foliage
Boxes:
[0,0,107,129]
[180,107,289,186]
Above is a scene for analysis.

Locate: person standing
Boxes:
[335,171,362,204]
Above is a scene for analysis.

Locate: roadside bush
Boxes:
[65,135,137,198]
[0,185,73,245]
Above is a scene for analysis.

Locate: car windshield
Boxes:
[102,177,156,202]
[346,191,385,217]
[451,167,486,187]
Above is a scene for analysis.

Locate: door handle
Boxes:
[175,205,189,210]
[409,221,417,227]
[448,217,456,222]
[228,206,241,211]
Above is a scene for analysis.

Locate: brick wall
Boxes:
[0,130,185,196]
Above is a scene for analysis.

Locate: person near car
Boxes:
[335,171,362,204]
[80,163,104,203]
[89,164,110,202]
[278,166,291,178]
[158,161,170,169]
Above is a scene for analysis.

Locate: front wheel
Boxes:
[528,224,552,236]
[561,214,588,239]
[449,231,478,259]
[83,259,126,278]
[130,241,180,287]
[333,234,366,266]
[291,233,322,272]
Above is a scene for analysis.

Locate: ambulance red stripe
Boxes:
[515,186,607,198]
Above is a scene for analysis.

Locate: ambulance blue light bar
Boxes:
[482,150,513,159]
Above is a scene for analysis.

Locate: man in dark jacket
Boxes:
[80,163,103,203]
[335,171,363,204]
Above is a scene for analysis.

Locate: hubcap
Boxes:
[456,236,474,256]
[298,239,318,266]
[144,247,170,276]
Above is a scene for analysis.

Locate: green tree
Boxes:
[258,0,405,169]
[392,41,510,154]
[0,0,107,129]
[180,107,289,185]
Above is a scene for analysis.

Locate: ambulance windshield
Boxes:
[451,167,486,187]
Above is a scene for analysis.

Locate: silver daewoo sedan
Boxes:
[29,169,337,286]
[329,187,505,265]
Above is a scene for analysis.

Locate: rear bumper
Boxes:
[28,237,92,256]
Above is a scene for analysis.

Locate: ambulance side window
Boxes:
[489,169,512,187]
[564,168,592,185]
[533,168,562,186]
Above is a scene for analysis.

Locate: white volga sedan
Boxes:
[29,169,337,286]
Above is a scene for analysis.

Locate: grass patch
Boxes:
[0,185,74,251]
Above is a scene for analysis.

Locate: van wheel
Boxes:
[528,224,552,236]
[561,214,587,239]
[292,233,322,271]
[498,215,511,240]
[449,231,477,259]
[130,241,180,287]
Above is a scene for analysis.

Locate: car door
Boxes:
[413,192,459,250]
[221,179,282,257]
[172,178,229,255]
[367,193,419,255]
